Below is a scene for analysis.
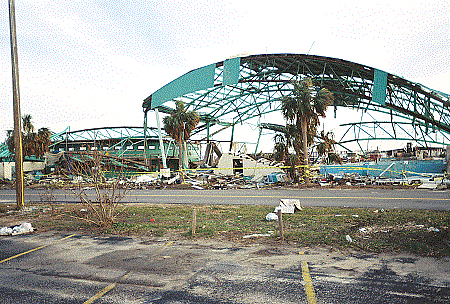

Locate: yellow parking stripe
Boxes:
[301,261,317,304]
[83,240,173,303]
[0,234,76,264]
[163,241,173,249]
[82,272,131,304]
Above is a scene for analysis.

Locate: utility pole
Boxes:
[8,0,24,210]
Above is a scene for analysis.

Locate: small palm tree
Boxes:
[163,100,199,180]
[317,131,335,160]
[316,131,342,164]
[273,133,288,162]
[281,78,334,185]
[6,130,14,154]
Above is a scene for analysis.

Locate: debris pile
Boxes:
[266,199,302,221]
[0,222,34,236]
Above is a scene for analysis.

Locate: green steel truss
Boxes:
[143,54,450,148]
[49,126,201,163]
[50,126,161,145]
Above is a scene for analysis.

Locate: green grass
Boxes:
[4,203,450,257]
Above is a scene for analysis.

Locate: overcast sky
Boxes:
[1,0,449,151]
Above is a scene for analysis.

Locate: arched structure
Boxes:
[143,54,450,150]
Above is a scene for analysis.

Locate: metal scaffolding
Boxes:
[143,54,450,150]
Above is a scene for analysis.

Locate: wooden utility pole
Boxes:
[8,0,24,210]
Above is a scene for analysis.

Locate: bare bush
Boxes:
[68,151,128,229]
[38,184,57,215]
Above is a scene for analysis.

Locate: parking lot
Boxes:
[1,232,450,303]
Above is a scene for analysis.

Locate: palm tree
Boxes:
[163,100,199,180]
[22,114,34,135]
[281,78,334,185]
[36,127,52,158]
[6,115,51,159]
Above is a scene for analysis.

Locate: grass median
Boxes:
[1,203,449,257]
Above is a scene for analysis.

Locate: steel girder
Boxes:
[143,54,450,148]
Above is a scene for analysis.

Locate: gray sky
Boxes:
[1,0,449,151]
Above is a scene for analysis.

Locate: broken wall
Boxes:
[0,161,45,180]
[216,153,284,177]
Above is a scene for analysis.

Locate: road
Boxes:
[1,232,449,303]
[1,188,450,210]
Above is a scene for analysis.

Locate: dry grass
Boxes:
[1,203,449,257]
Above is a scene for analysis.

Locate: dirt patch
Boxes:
[86,248,203,275]
[253,247,288,256]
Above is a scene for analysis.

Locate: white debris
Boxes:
[345,235,353,243]
[275,199,302,214]
[12,222,34,235]
[243,233,271,239]
[166,174,180,185]
[0,227,13,236]
[418,182,439,190]
[352,215,360,218]
[135,174,158,183]
[1,222,34,236]
[427,227,440,232]
[359,228,367,233]
[72,176,83,183]
[265,212,278,221]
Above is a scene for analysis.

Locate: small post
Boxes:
[191,208,197,235]
[277,209,284,242]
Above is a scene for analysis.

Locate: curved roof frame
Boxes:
[143,54,450,148]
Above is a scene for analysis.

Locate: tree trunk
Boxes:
[301,117,310,186]
[178,139,184,183]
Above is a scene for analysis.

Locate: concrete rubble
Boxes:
[2,146,448,191]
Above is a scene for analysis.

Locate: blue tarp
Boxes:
[320,159,446,178]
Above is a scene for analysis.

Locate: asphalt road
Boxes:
[1,188,450,210]
[1,233,449,303]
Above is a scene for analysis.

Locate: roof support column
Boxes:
[229,123,235,152]
[154,109,167,169]
[254,127,262,155]
[143,112,148,165]
[206,121,210,143]
[446,145,450,174]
